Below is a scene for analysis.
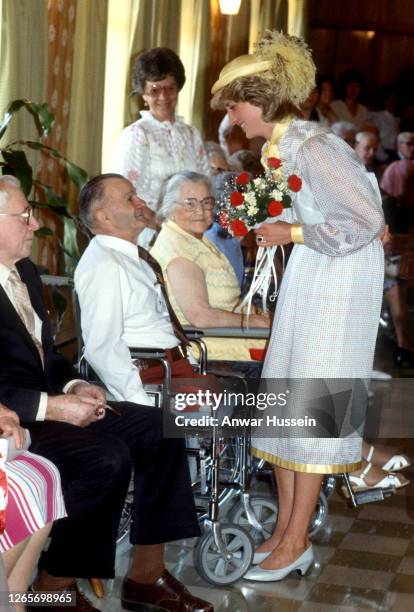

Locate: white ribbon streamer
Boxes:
[240,245,284,323]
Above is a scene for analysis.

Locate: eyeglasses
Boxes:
[144,84,178,98]
[0,205,35,225]
[176,197,216,212]
[400,141,414,146]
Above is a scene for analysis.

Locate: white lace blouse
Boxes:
[110,111,210,212]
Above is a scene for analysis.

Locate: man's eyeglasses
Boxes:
[0,205,35,225]
[176,197,216,212]
[144,84,178,98]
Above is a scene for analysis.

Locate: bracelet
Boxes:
[291,223,305,244]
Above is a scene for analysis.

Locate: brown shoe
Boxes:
[121,570,214,611]
[28,582,101,611]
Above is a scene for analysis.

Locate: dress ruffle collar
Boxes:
[139,110,186,129]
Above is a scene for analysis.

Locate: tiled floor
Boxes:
[79,335,414,611]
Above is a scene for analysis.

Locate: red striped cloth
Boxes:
[0,452,66,552]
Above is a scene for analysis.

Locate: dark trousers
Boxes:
[26,402,200,578]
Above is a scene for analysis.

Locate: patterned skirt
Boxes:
[0,452,66,552]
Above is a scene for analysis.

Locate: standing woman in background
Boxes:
[211,31,384,582]
[111,47,210,224]
[330,68,369,130]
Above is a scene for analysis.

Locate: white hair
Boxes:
[205,141,227,159]
[0,175,21,212]
[397,131,414,144]
[158,171,212,221]
[331,121,356,137]
[355,131,379,144]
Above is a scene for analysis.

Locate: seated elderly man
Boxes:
[354,130,382,177]
[0,175,212,612]
[396,131,414,161]
[75,173,221,406]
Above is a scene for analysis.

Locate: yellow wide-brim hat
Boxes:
[211,30,316,107]
[211,54,272,94]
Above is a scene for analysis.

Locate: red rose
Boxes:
[268,200,284,217]
[288,174,302,192]
[230,219,248,237]
[230,191,245,207]
[268,157,282,169]
[236,172,250,186]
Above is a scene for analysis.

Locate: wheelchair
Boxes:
[74,318,258,585]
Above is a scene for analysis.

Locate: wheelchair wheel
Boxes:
[116,482,134,543]
[322,475,336,499]
[309,490,328,537]
[230,491,328,542]
[194,523,253,585]
[228,495,278,546]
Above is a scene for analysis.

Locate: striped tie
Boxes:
[7,268,44,366]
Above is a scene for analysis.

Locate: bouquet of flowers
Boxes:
[218,157,301,236]
[218,158,302,314]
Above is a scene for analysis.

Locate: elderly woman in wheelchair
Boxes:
[150,171,270,377]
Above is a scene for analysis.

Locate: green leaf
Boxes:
[1,149,33,195]
[0,99,54,140]
[35,226,54,237]
[66,162,89,189]
[30,103,54,136]
[35,182,71,215]
[61,217,81,275]
[52,286,68,319]
[0,100,27,139]
[15,140,89,189]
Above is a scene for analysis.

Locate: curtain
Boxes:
[101,0,141,171]
[288,0,308,39]
[38,0,77,190]
[177,0,211,131]
[67,0,108,177]
[0,0,48,145]
[249,0,288,53]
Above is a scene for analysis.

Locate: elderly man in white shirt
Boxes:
[75,173,216,408]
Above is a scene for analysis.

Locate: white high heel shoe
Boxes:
[252,550,271,565]
[244,546,314,582]
[366,444,411,472]
[342,461,409,498]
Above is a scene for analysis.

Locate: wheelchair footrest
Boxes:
[353,486,396,505]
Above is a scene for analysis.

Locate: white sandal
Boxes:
[342,461,410,498]
[366,444,411,472]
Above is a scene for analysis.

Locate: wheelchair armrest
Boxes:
[40,274,74,287]
[195,327,270,339]
[129,347,167,360]
[183,327,205,341]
